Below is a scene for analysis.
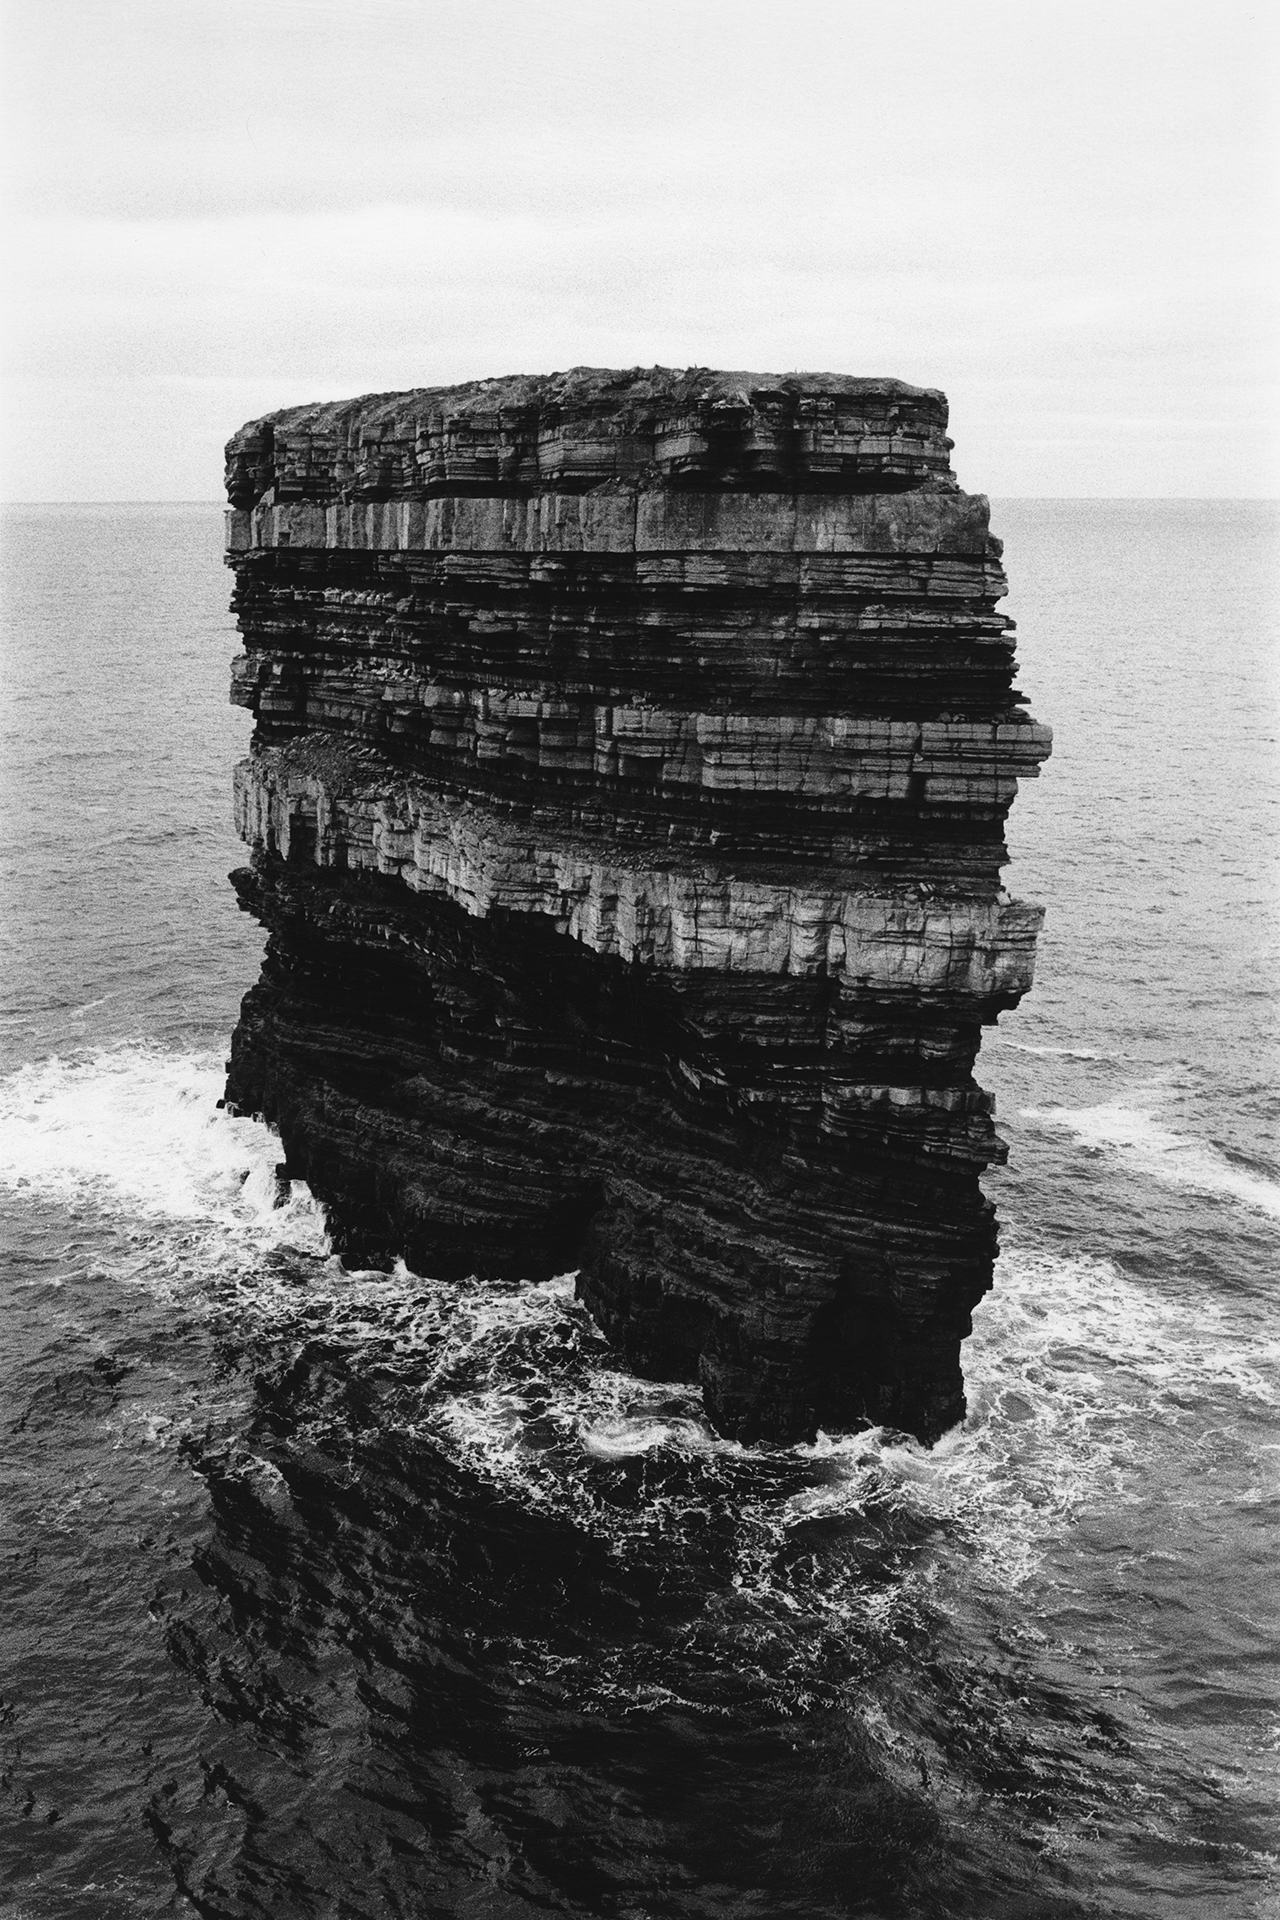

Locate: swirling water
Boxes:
[0,501,1277,1918]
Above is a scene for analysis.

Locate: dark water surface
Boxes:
[1,501,1277,1918]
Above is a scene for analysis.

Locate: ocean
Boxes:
[0,499,1276,1918]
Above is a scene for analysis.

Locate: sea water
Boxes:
[0,501,1277,1918]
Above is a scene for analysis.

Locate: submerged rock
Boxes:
[222,365,1051,1444]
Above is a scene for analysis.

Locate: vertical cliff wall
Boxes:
[222,367,1050,1443]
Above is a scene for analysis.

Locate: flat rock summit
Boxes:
[222,365,1051,1443]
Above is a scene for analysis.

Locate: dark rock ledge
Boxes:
[222,365,1050,1444]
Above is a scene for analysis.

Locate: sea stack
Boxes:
[222,367,1051,1443]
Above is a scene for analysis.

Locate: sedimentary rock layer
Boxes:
[223,365,1050,1443]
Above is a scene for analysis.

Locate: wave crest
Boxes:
[1023,1102,1280,1218]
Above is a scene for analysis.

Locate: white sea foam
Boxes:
[1024,1102,1280,1219]
[854,1244,1280,1591]
[991,1038,1105,1061]
[4,1047,1277,1629]
[0,1044,328,1251]
[5,1046,1277,1819]
[378,1241,1280,1625]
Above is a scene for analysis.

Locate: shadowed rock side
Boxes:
[222,366,1051,1443]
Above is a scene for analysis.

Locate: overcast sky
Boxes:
[2,0,1276,499]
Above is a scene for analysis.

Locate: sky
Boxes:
[1,0,1277,500]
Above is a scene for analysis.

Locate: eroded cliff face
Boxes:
[222,366,1050,1443]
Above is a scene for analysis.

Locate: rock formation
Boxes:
[222,367,1050,1444]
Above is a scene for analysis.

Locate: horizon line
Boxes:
[3,495,1279,508]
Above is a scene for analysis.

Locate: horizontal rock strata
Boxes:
[223,365,1050,1443]
[225,368,956,508]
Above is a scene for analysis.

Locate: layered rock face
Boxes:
[222,367,1050,1443]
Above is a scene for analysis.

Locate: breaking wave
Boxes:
[5,1046,1277,1614]
[0,1043,328,1250]
[1023,1101,1280,1219]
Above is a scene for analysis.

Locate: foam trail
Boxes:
[1023,1103,1280,1218]
[993,1038,1104,1061]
